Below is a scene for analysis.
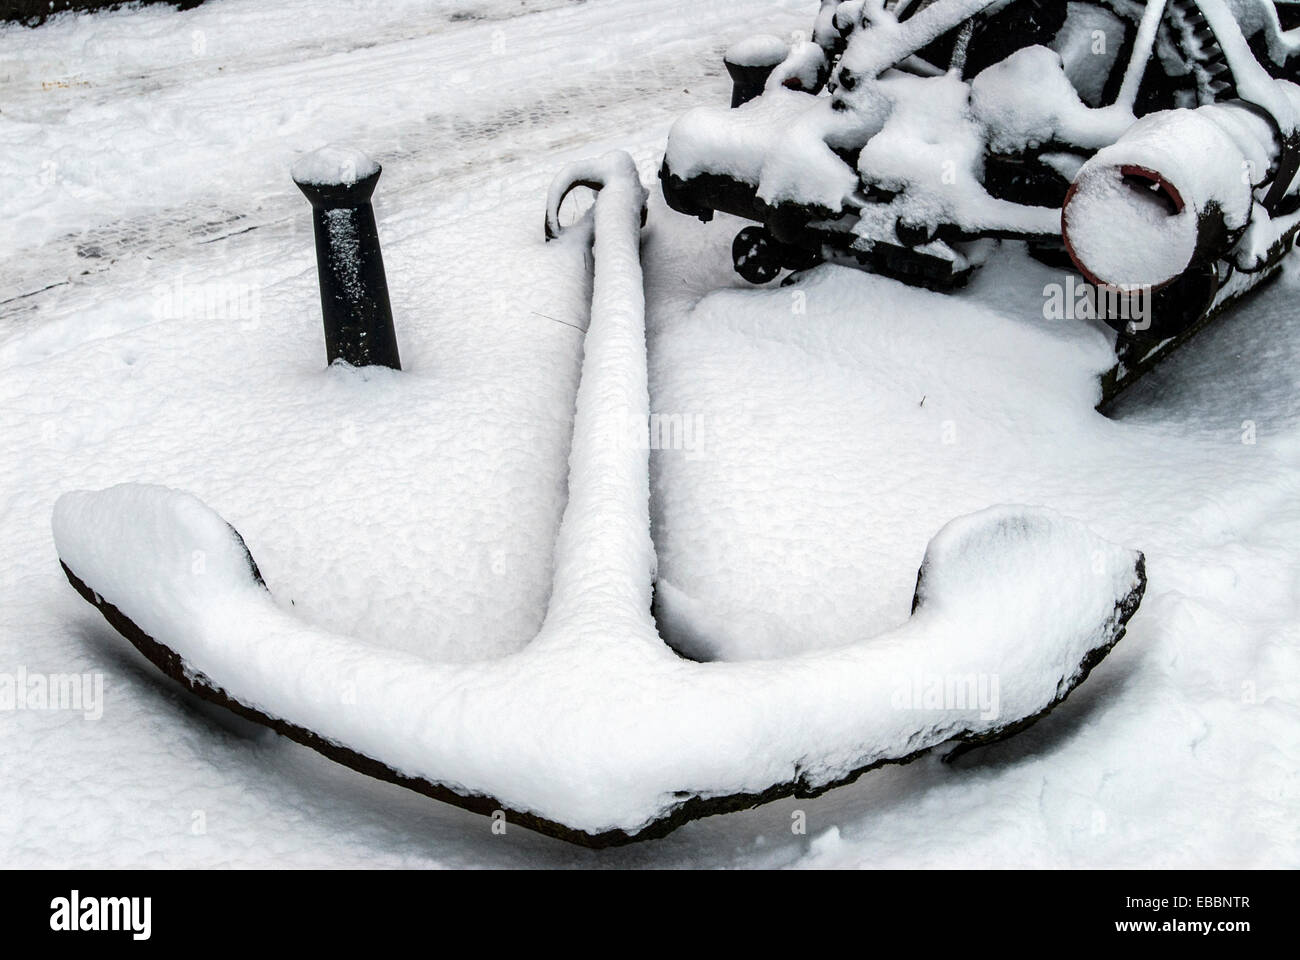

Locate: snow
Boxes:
[854,71,1061,239]
[726,34,790,68]
[663,89,866,213]
[291,144,379,187]
[1064,103,1277,287]
[2,0,1299,866]
[1064,164,1199,290]
[534,151,656,638]
[835,0,1004,81]
[970,45,1134,155]
[1199,0,1300,133]
[1052,2,1124,107]
[667,35,1133,239]
[766,39,827,92]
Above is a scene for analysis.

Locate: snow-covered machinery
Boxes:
[661,0,1300,400]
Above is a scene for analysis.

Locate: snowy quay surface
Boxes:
[2,0,1299,866]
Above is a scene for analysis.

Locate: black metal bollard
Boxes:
[292,146,401,370]
[723,36,789,109]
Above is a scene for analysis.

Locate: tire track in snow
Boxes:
[0,0,592,115]
[1,0,810,331]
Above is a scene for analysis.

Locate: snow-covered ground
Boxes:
[2,0,1297,866]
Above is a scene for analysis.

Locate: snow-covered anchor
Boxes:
[53,151,1146,847]
[293,145,401,371]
